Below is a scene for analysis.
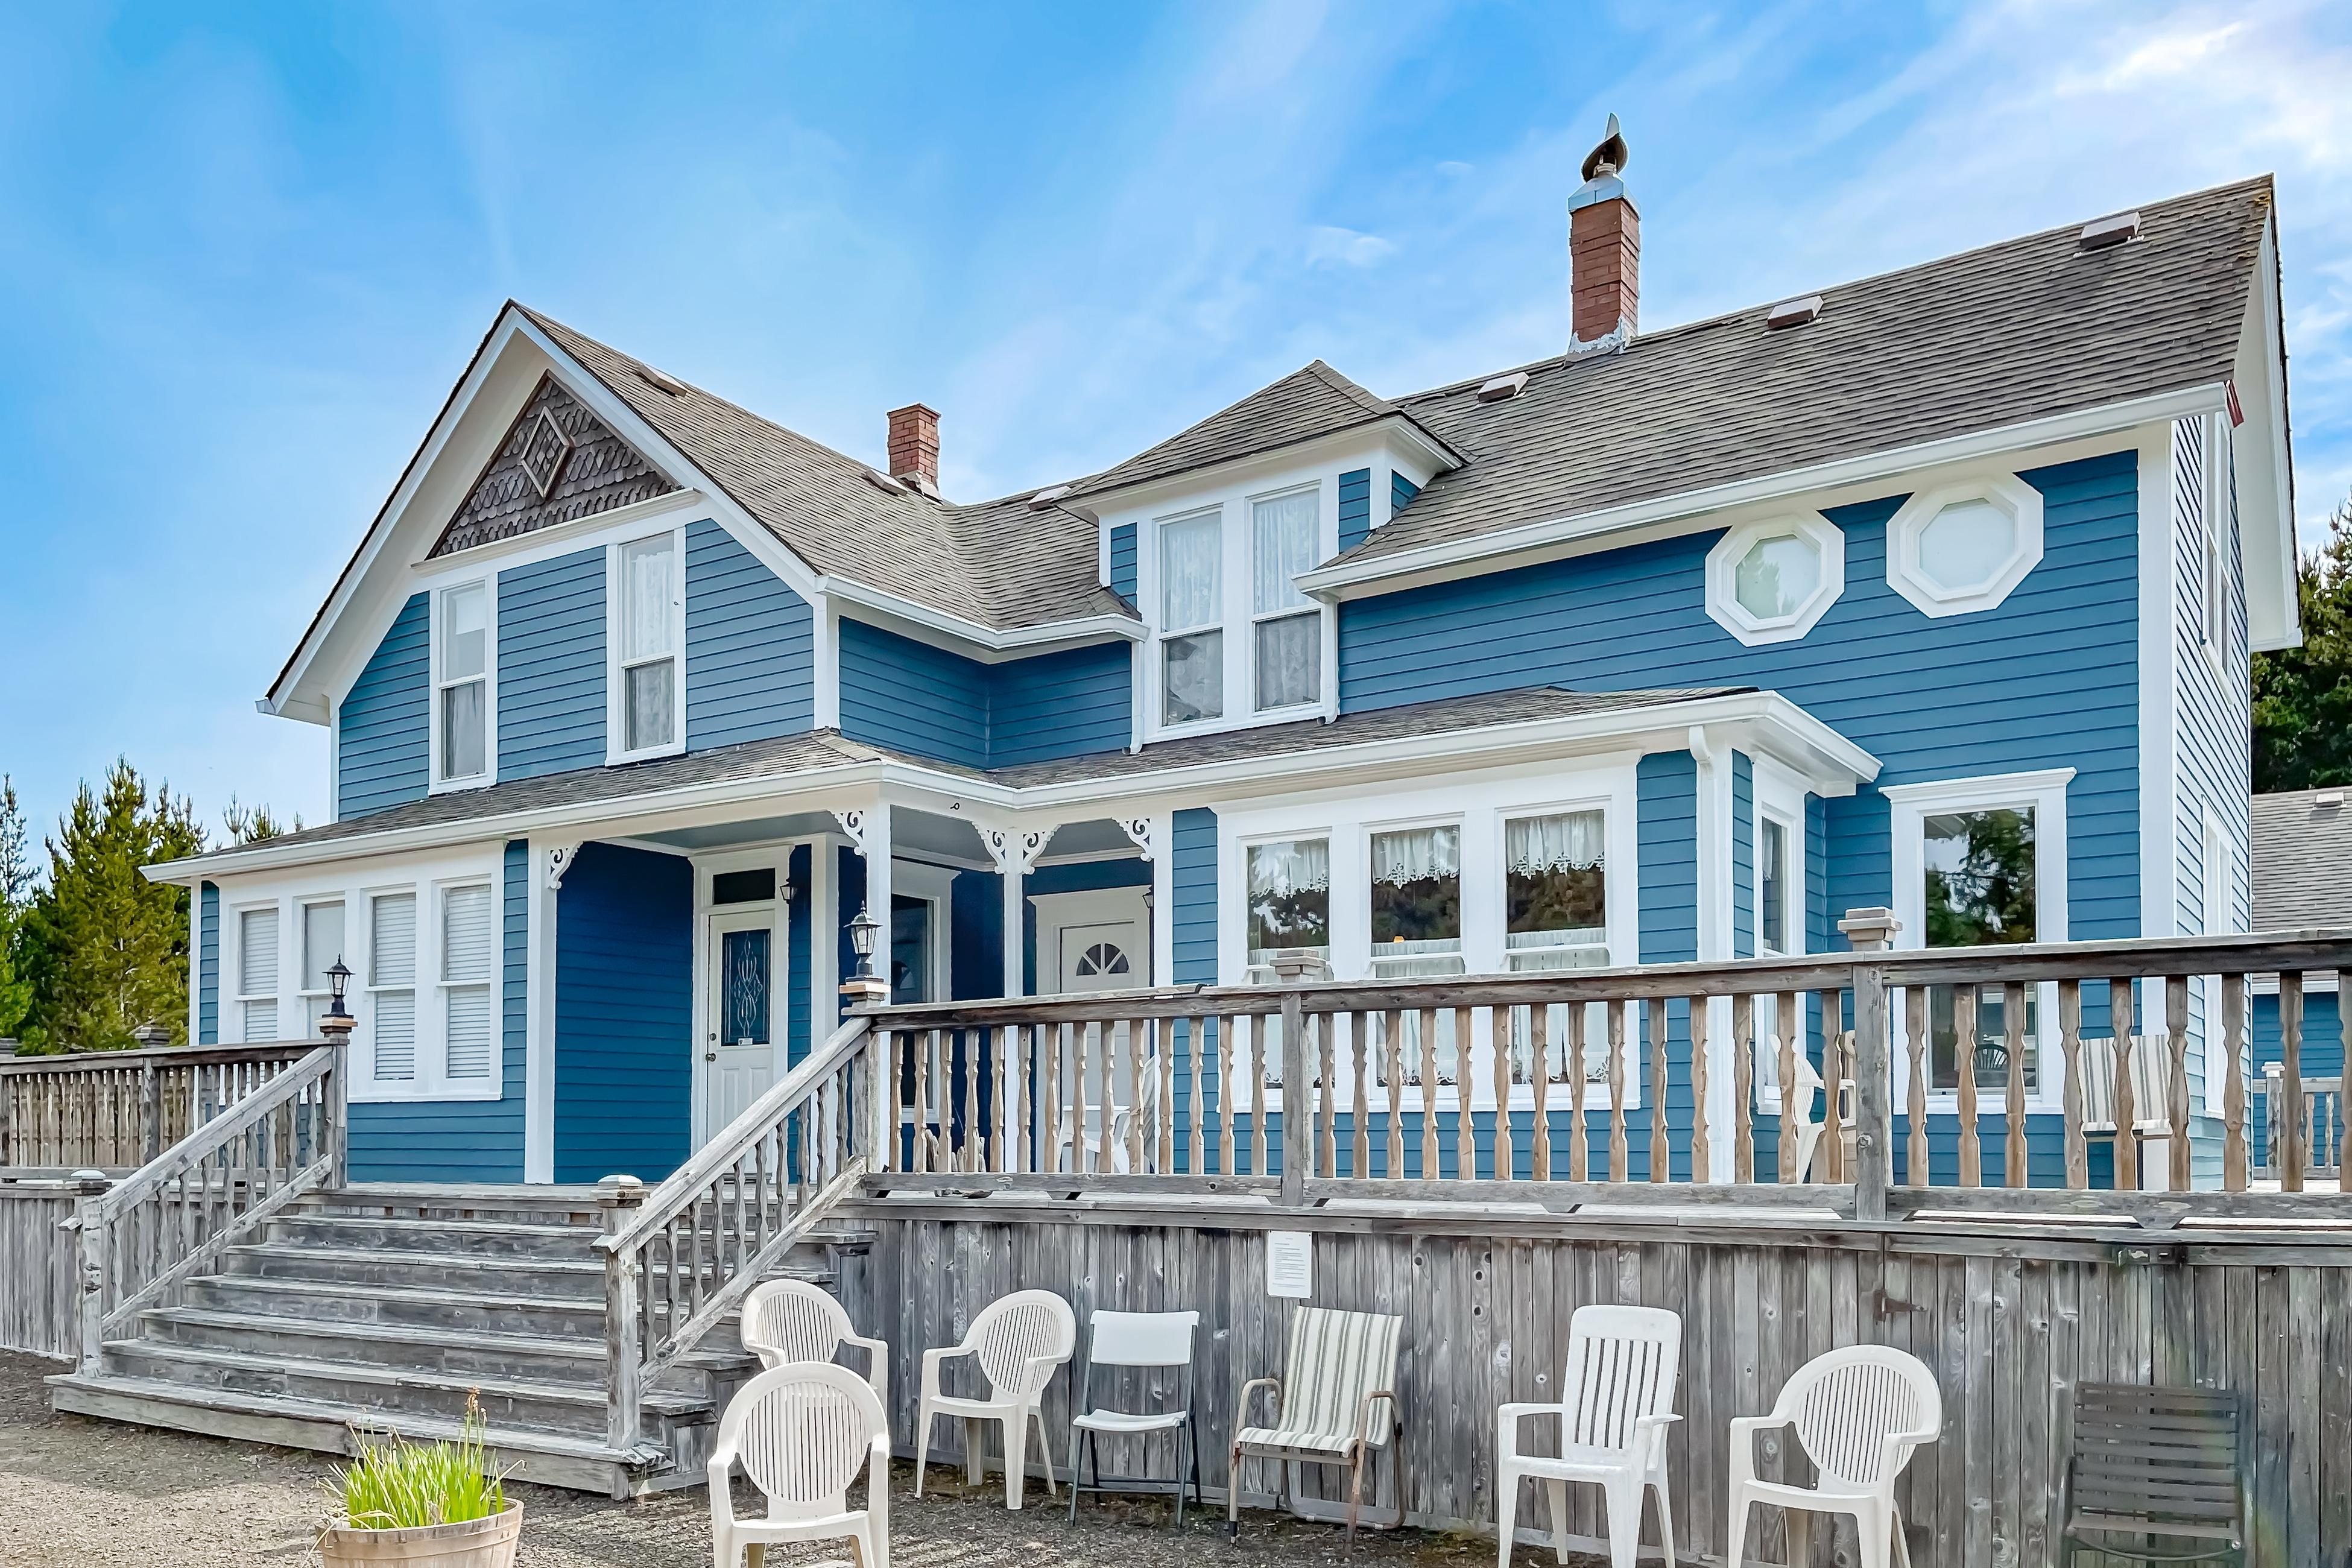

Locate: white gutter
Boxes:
[145,691,1878,884]
[813,574,1143,656]
[1298,384,2228,601]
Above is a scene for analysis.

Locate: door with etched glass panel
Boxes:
[703,910,777,1143]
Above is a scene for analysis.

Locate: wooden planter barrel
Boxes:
[317,1502,522,1568]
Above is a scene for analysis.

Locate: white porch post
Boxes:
[981,824,1052,999]
[1148,812,1175,987]
[525,840,580,1184]
[812,836,839,1037]
[834,805,891,988]
[1689,727,1737,1183]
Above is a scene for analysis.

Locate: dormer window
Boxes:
[1252,488,1321,712]
[610,531,684,759]
[433,581,491,785]
[1159,511,1222,724]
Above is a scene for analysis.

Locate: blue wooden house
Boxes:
[154,168,2299,1190]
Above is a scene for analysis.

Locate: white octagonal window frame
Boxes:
[1886,472,2044,618]
[1704,511,1845,646]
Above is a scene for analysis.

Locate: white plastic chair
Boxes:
[741,1279,889,1407]
[1727,1345,1941,1568]
[1496,1304,1682,1568]
[1067,1309,1202,1527]
[707,1362,890,1568]
[1229,1306,1405,1541]
[1054,1048,1162,1174]
[915,1288,1076,1510]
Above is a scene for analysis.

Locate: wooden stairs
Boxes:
[47,1183,866,1496]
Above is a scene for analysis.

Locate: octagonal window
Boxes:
[1706,512,1844,646]
[1888,474,2044,618]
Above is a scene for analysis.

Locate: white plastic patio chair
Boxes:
[1727,1345,1941,1568]
[741,1278,889,1407]
[707,1362,890,1568]
[1496,1304,1682,1568]
[1787,1053,1856,1183]
[1053,1048,1162,1174]
[1066,1309,1203,1527]
[915,1288,1076,1510]
[1229,1306,1405,1541]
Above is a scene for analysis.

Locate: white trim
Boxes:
[888,856,956,1005]
[1747,762,1809,1119]
[417,487,707,574]
[812,574,1142,659]
[1703,513,1844,645]
[604,525,688,765]
[2199,412,2231,684]
[2137,429,2177,965]
[525,839,555,1181]
[2235,217,2298,653]
[1072,414,1461,516]
[1244,479,1330,721]
[1296,384,2227,601]
[812,597,841,730]
[428,577,497,793]
[1883,470,2044,618]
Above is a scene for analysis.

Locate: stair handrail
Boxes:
[62,1040,346,1374]
[594,1013,882,1455]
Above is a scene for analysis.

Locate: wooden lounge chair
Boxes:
[1228,1306,1405,1541]
[2060,1383,2246,1566]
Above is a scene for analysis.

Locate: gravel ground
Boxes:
[0,1353,1605,1567]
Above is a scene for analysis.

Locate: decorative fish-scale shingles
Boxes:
[430,373,681,556]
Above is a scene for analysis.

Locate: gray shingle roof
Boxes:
[520,308,1127,632]
[1061,360,1457,502]
[2251,788,2352,931]
[1337,177,2272,569]
[186,686,1736,867]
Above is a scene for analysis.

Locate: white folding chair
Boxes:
[1496,1304,1681,1568]
[707,1362,890,1568]
[1229,1306,1405,1541]
[1727,1345,1941,1568]
[915,1288,1076,1510]
[1067,1309,1202,1527]
[741,1278,888,1406]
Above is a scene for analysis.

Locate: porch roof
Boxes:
[154,684,1878,880]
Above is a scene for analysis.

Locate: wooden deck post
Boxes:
[1838,909,1900,1221]
[1279,990,1309,1207]
[598,1174,646,1467]
[70,1169,111,1377]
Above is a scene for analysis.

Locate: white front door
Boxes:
[1036,887,1151,995]
[703,909,777,1142]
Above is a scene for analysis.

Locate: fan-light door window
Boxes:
[615,534,682,757]
[437,582,488,783]
[238,906,280,1043]
[300,900,345,1035]
[1251,489,1320,712]
[441,884,496,1081]
[1159,511,1222,726]
[369,892,418,1082]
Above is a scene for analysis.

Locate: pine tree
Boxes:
[223,796,302,845]
[0,778,32,1041]
[2253,493,2352,792]
[18,761,206,1051]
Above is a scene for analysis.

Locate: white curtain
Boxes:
[1254,615,1318,710]
[1506,811,1606,874]
[1160,514,1220,630]
[1252,491,1317,613]
[1371,824,1460,886]
[1247,838,1330,897]
[441,583,487,679]
[622,537,676,660]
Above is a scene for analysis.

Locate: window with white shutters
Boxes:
[441,884,495,1080]
[370,893,417,1081]
[238,906,280,1042]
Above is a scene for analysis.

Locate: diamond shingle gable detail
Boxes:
[431,374,682,557]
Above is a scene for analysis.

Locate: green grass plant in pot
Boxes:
[319,1396,523,1567]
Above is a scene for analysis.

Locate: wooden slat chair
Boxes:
[2060,1382,2246,1566]
[1228,1306,1405,1541]
[2075,1037,2177,1181]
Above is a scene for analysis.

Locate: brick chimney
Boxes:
[1568,115,1637,354]
[886,403,940,493]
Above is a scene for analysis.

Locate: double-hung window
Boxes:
[1245,836,1329,1086]
[1369,824,1462,978]
[237,906,280,1042]
[1752,812,1798,1102]
[1159,511,1222,726]
[1503,809,1612,1087]
[440,884,496,1081]
[435,582,490,785]
[1251,489,1320,712]
[368,891,418,1083]
[299,900,345,1035]
[613,534,683,758]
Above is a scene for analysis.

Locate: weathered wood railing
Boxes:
[1,1041,315,1173]
[2259,1066,2343,1182]
[593,1013,884,1455]
[65,1040,346,1373]
[856,920,2352,1222]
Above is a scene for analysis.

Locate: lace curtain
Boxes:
[621,537,675,660]
[1252,491,1317,614]
[1247,838,1330,896]
[1371,824,1459,886]
[1506,811,1605,874]
[1160,514,1220,630]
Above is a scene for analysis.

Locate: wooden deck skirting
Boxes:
[841,1195,2352,1567]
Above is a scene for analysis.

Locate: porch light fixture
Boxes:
[319,956,355,1042]
[847,905,880,979]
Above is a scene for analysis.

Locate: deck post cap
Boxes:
[1838,908,1902,952]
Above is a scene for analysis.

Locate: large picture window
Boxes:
[1245,838,1329,968]
[1251,489,1320,712]
[435,581,489,783]
[1159,511,1222,726]
[1503,810,1609,970]
[614,534,681,757]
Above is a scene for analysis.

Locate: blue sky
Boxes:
[1,1,2348,848]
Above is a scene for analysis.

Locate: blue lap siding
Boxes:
[553,842,692,1183]
[196,884,219,1045]
[498,549,606,780]
[1338,469,1373,553]
[1108,523,1139,608]
[337,593,431,819]
[839,617,1131,768]
[686,519,815,748]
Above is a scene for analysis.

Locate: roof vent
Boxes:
[861,466,907,495]
[2318,789,2345,810]
[1477,371,1529,403]
[2079,210,2141,251]
[634,366,688,396]
[1028,484,1072,510]
[1766,294,1824,330]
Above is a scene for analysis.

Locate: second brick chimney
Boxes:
[1568,115,1638,354]
[886,403,940,492]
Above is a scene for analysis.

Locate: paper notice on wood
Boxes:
[1267,1230,1313,1298]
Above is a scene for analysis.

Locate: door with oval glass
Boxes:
[704,908,777,1143]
